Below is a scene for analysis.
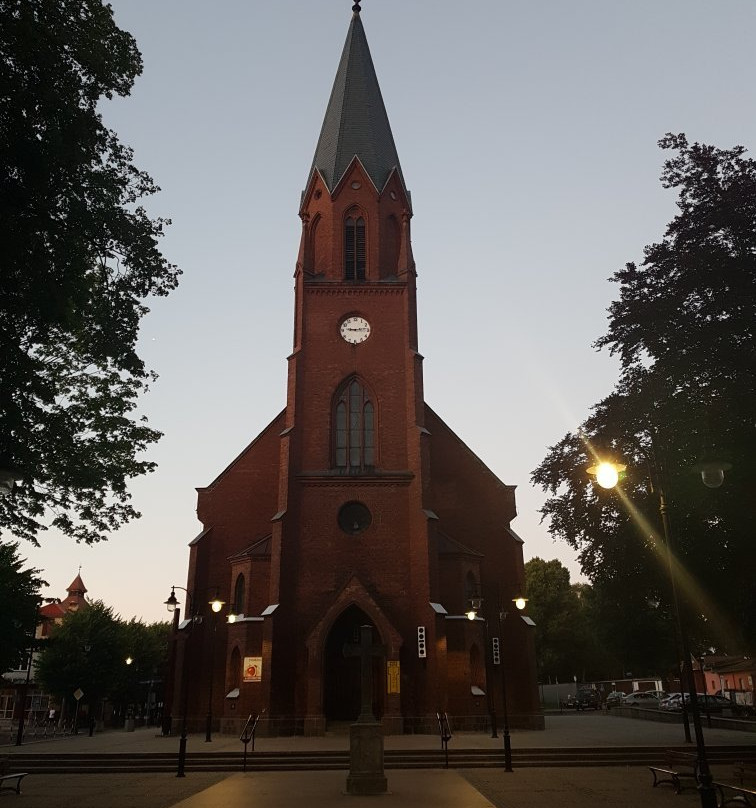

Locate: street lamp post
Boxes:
[498,597,527,773]
[587,449,730,808]
[15,598,49,746]
[466,595,527,772]
[205,590,225,743]
[466,597,497,739]
[657,481,716,808]
[164,585,225,772]
[14,628,35,746]
[657,480,693,743]
[164,586,194,778]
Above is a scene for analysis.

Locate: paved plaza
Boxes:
[3,713,754,808]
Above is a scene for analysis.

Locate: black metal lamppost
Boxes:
[465,599,498,739]
[164,585,225,775]
[14,605,39,747]
[466,595,527,772]
[3,467,32,746]
[204,589,224,743]
[164,586,194,777]
[587,448,731,808]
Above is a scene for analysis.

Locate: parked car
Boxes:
[661,692,755,716]
[730,702,756,718]
[575,688,601,710]
[604,691,626,710]
[560,694,576,709]
[623,691,661,707]
[660,692,706,711]
[659,692,682,710]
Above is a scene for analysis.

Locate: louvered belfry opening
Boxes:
[344,216,366,280]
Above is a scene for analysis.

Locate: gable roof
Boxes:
[438,531,484,558]
[228,535,273,561]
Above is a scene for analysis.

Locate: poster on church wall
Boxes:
[387,660,400,694]
[243,657,262,682]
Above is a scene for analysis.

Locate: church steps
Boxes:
[6,745,755,774]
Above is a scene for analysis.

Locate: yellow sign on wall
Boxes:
[387,660,400,694]
[243,656,262,682]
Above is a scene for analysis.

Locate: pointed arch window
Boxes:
[465,572,479,608]
[334,378,375,471]
[344,216,366,280]
[232,574,246,615]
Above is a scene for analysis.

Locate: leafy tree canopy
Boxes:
[0,0,180,544]
[34,599,169,709]
[34,600,122,703]
[0,542,45,672]
[524,557,585,682]
[532,134,756,653]
[111,618,171,706]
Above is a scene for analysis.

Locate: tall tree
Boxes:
[524,558,586,682]
[35,603,170,723]
[34,600,121,719]
[532,134,756,653]
[0,0,180,544]
[0,542,45,672]
[110,618,170,710]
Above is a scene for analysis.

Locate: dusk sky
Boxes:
[17,1,756,622]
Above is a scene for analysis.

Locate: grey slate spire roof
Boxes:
[308,9,405,194]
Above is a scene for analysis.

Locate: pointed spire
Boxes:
[67,572,87,595]
[308,6,405,194]
[61,571,88,613]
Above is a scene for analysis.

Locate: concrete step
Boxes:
[8,744,756,774]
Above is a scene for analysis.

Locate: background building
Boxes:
[1,573,88,732]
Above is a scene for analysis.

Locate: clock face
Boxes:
[340,316,371,344]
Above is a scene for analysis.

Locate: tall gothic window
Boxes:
[344,216,366,280]
[335,378,375,471]
[232,574,246,615]
[465,571,479,606]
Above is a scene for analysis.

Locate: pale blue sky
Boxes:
[18,1,756,621]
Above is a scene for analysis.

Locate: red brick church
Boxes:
[172,4,542,735]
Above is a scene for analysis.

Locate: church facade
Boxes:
[174,5,543,735]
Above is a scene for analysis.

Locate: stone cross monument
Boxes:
[343,624,388,795]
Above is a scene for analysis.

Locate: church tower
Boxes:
[179,4,542,735]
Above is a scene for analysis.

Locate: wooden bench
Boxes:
[649,750,699,793]
[0,757,29,795]
[714,762,756,807]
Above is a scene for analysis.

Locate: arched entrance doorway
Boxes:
[323,605,383,723]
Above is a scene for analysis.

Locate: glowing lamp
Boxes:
[164,587,179,613]
[587,461,626,489]
[209,591,225,613]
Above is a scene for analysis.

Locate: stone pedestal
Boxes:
[346,722,388,795]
